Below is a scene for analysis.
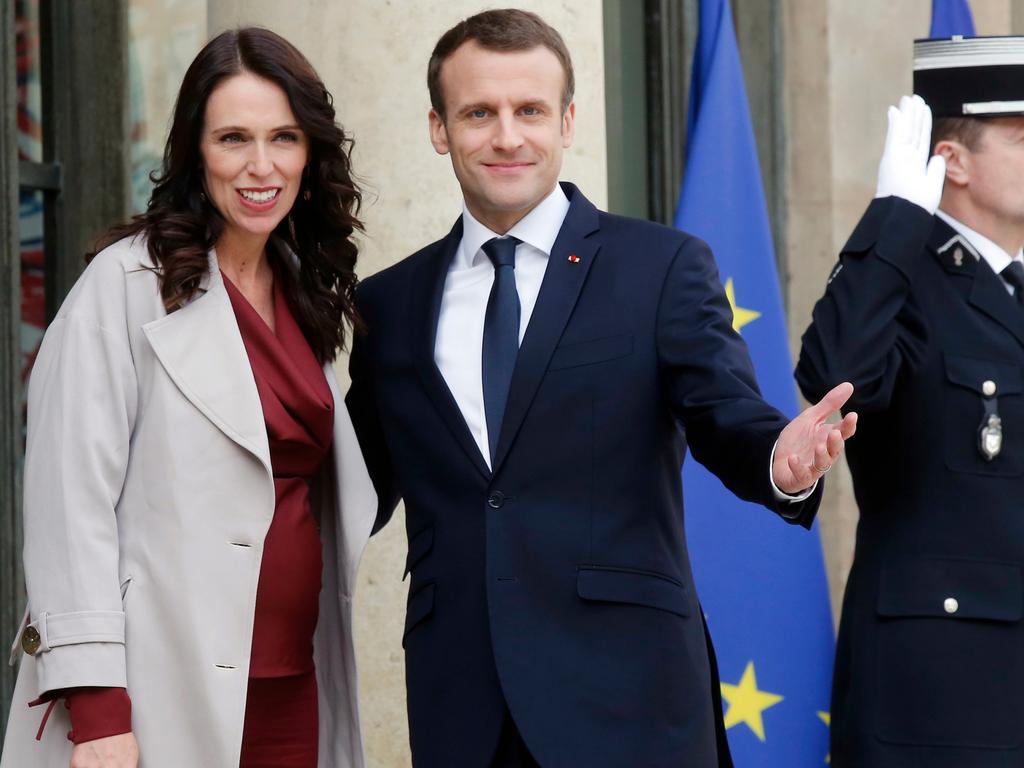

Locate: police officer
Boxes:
[798,35,1024,768]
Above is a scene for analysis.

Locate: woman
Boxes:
[0,27,375,768]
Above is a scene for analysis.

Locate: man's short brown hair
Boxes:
[427,9,575,121]
[932,116,989,153]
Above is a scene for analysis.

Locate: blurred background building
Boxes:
[2,1,1023,764]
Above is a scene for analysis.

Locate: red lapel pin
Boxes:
[567,254,581,264]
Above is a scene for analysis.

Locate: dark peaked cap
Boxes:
[915,36,1024,118]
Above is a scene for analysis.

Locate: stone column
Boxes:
[206,3,606,764]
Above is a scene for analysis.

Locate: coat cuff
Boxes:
[27,611,127,695]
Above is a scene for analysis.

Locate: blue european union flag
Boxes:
[930,0,975,37]
[673,0,834,764]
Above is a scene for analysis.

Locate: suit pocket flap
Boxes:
[403,526,434,579]
[577,566,689,617]
[403,583,435,646]
[549,333,633,371]
[944,354,1022,396]
[878,559,1022,621]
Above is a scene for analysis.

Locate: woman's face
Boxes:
[200,72,309,244]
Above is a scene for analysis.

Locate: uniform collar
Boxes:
[936,209,1024,274]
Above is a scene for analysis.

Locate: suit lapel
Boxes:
[930,218,1024,349]
[492,185,601,473]
[410,220,492,480]
[141,252,272,476]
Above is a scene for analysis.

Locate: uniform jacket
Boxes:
[0,236,376,768]
[347,183,822,768]
[798,196,1024,767]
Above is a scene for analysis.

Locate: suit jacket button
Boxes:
[943,597,959,614]
[21,626,41,655]
[488,491,505,509]
[982,380,997,397]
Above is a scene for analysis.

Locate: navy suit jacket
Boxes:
[798,197,1024,767]
[348,183,821,768]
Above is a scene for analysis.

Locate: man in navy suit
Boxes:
[347,9,855,768]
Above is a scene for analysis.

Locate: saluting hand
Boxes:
[772,382,858,495]
[875,94,946,214]
[70,732,139,768]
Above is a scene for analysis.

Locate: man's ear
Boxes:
[935,139,969,188]
[429,109,450,155]
[561,101,576,149]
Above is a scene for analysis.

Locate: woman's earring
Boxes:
[303,189,311,202]
[199,191,206,202]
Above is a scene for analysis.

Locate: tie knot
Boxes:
[482,237,520,269]
[1003,260,1024,292]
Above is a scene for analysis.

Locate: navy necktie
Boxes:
[481,236,521,463]
[1002,261,1024,305]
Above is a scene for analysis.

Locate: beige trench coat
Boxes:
[0,236,376,768]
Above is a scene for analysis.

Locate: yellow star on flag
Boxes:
[724,277,761,333]
[818,711,831,764]
[720,660,783,741]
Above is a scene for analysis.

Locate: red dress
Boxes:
[59,274,333,768]
[226,273,334,768]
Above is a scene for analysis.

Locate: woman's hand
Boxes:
[70,732,139,768]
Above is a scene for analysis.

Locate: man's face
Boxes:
[962,118,1024,228]
[429,41,575,234]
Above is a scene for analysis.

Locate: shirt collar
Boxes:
[936,209,1024,274]
[456,184,571,270]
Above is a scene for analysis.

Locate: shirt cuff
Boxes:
[769,440,818,502]
[65,687,132,744]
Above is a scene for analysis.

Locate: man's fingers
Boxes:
[788,453,813,489]
[808,381,854,420]
[838,411,858,440]
[826,428,845,461]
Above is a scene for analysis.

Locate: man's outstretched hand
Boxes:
[772,382,858,495]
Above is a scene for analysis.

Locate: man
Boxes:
[798,37,1024,768]
[349,9,855,767]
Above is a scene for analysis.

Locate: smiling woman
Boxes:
[0,26,375,768]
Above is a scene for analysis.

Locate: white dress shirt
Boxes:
[433,184,809,501]
[936,209,1024,294]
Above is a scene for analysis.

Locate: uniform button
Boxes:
[983,380,997,397]
[943,597,959,614]
[487,491,506,509]
[21,626,41,655]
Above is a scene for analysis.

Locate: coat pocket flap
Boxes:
[403,583,436,646]
[944,354,1022,396]
[549,333,633,371]
[577,566,689,617]
[403,526,434,579]
[878,559,1023,622]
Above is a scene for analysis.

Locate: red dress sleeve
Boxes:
[64,688,132,744]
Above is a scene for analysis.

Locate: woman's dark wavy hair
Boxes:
[92,26,363,362]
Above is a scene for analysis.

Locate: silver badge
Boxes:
[953,247,964,267]
[979,414,1003,461]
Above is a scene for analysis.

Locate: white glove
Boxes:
[875,94,946,214]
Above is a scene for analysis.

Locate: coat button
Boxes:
[943,597,959,614]
[487,491,506,509]
[21,626,41,655]
[982,380,996,396]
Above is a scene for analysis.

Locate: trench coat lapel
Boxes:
[410,220,492,480]
[323,364,376,592]
[491,184,600,474]
[141,251,272,475]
